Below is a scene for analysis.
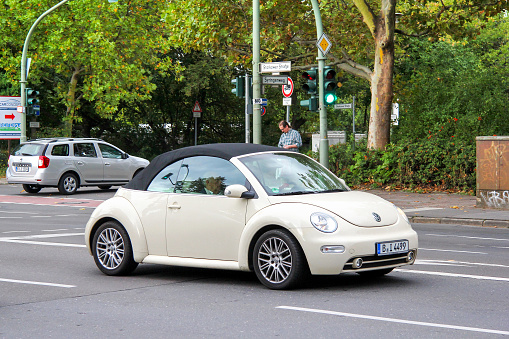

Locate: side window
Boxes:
[51,144,69,156]
[74,143,97,158]
[98,143,123,159]
[147,160,183,193]
[175,156,247,196]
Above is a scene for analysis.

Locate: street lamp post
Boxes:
[19,0,118,142]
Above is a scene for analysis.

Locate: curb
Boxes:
[409,216,509,228]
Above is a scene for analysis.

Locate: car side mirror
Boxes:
[122,153,129,159]
[224,184,255,199]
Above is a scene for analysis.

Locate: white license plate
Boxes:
[376,240,409,256]
[15,166,30,173]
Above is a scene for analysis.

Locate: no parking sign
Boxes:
[282,77,294,98]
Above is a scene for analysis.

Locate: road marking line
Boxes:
[0,232,83,240]
[419,247,487,254]
[1,211,38,215]
[0,278,76,288]
[277,306,509,336]
[426,233,509,242]
[0,232,85,248]
[0,239,86,248]
[417,259,509,268]
[395,268,509,282]
[1,230,31,234]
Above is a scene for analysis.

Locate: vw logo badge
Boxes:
[372,212,381,222]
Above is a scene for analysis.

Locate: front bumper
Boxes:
[297,222,418,275]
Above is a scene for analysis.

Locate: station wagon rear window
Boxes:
[12,143,43,156]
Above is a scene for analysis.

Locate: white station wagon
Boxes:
[7,138,149,194]
[85,143,418,289]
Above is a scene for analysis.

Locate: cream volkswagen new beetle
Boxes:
[85,143,418,289]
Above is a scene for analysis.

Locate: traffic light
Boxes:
[324,66,337,105]
[231,76,245,98]
[301,68,317,95]
[26,88,40,106]
[300,97,318,111]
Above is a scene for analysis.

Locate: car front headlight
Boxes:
[394,204,409,223]
[310,212,338,233]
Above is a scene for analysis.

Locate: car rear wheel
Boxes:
[253,229,308,290]
[22,184,42,194]
[58,173,78,194]
[92,221,138,276]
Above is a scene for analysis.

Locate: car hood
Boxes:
[267,191,399,227]
[130,155,150,166]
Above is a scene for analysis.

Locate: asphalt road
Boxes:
[1,184,509,338]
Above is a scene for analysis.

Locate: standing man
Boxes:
[278,120,302,152]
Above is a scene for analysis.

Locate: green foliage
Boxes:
[321,139,476,193]
[393,16,509,143]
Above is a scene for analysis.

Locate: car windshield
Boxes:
[12,143,43,156]
[239,152,348,196]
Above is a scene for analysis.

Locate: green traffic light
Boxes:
[325,93,337,104]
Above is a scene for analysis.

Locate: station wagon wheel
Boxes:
[22,184,41,194]
[253,229,308,290]
[92,221,138,276]
[58,173,78,195]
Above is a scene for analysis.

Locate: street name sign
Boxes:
[253,98,268,106]
[334,103,352,110]
[262,75,289,85]
[259,61,291,74]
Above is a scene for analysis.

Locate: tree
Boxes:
[162,0,507,149]
[0,0,173,136]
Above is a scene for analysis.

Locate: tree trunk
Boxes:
[65,66,81,137]
[367,2,395,150]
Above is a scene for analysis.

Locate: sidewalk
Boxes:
[1,177,508,227]
[364,189,509,228]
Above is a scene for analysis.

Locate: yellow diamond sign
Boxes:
[317,33,332,56]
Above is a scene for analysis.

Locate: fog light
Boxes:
[352,258,363,269]
[406,250,416,263]
[320,245,345,254]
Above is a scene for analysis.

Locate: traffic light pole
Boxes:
[20,0,72,142]
[245,74,251,143]
[252,0,261,144]
[310,0,328,168]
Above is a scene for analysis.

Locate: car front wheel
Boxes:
[58,173,78,194]
[92,221,138,276]
[253,229,308,290]
[22,184,41,194]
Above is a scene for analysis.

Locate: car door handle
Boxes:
[104,163,111,166]
[77,161,84,165]
[168,204,181,209]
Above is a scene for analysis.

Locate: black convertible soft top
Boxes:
[125,143,281,191]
